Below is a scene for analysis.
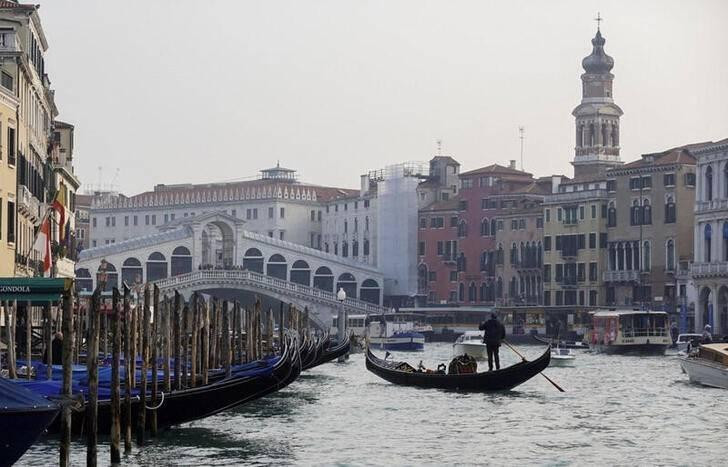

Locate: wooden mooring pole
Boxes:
[110,288,122,464]
[59,291,74,467]
[136,285,151,446]
[201,297,210,386]
[150,284,160,436]
[86,289,101,466]
[123,284,132,454]
[222,300,231,377]
[173,291,182,391]
[163,295,171,393]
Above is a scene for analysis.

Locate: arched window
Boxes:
[313,266,334,292]
[723,221,728,261]
[490,218,497,235]
[537,242,543,267]
[468,282,477,302]
[666,239,675,271]
[352,240,359,257]
[457,220,467,238]
[509,277,518,298]
[457,252,467,272]
[146,252,167,282]
[510,243,518,266]
[171,246,192,276]
[243,248,264,273]
[342,241,349,258]
[664,195,676,223]
[365,216,369,231]
[337,272,357,299]
[577,124,583,147]
[607,202,617,227]
[706,165,714,201]
[625,242,633,270]
[589,123,595,146]
[354,218,358,232]
[480,218,489,236]
[496,244,504,265]
[290,259,310,286]
[631,200,641,225]
[642,199,651,225]
[519,242,525,266]
[611,124,618,146]
[496,277,503,298]
[458,282,465,302]
[75,268,93,293]
[601,123,608,146]
[418,264,428,293]
[121,257,143,285]
[360,279,381,304]
[704,224,712,262]
[643,241,651,271]
[363,239,370,256]
[266,254,287,280]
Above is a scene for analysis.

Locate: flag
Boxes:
[32,213,52,276]
[52,188,68,244]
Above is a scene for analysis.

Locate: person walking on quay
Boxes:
[44,332,64,365]
[701,324,713,344]
[479,313,506,371]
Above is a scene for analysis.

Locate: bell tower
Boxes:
[572,19,624,179]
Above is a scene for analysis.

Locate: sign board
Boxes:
[0,278,73,303]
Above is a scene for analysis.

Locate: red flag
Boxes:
[32,214,52,276]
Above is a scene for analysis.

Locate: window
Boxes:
[7,127,15,165]
[461,178,473,189]
[480,218,490,236]
[124,216,129,226]
[666,239,675,271]
[151,215,156,225]
[419,217,426,229]
[457,220,467,238]
[590,204,596,219]
[246,209,252,219]
[231,210,236,218]
[545,209,550,223]
[543,264,551,282]
[280,207,285,219]
[344,220,348,233]
[577,263,585,282]
[430,217,444,228]
[589,290,597,306]
[354,201,358,209]
[704,224,712,262]
[589,233,596,249]
[606,180,616,192]
[511,220,518,230]
[589,262,597,281]
[555,264,563,282]
[133,215,138,226]
[607,204,616,227]
[145,215,150,225]
[458,200,468,210]
[497,220,504,231]
[6,200,14,242]
[544,291,551,306]
[268,207,274,218]
[630,177,641,190]
[437,241,444,255]
[418,241,425,256]
[450,216,458,227]
[579,206,585,220]
[662,195,676,223]
[518,219,526,230]
[600,233,607,249]
[555,291,563,306]
[685,172,696,187]
[164,214,169,224]
[706,165,714,201]
[663,173,675,187]
[557,208,562,222]
[449,271,457,282]
[641,176,652,189]
[1,71,12,91]
[428,271,436,282]
[544,236,551,251]
[536,217,543,228]
[643,241,651,271]
[363,239,370,256]
[579,290,585,306]
[105,217,110,227]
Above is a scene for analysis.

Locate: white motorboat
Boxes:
[670,333,703,355]
[680,343,728,390]
[550,347,576,367]
[452,331,487,359]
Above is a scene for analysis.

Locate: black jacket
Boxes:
[479,318,506,345]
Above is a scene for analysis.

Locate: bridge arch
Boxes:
[201,219,236,268]
[122,257,143,285]
[313,266,334,292]
[147,252,168,282]
[290,259,311,286]
[243,248,264,273]
[360,278,381,304]
[171,246,192,276]
[337,272,357,299]
[267,253,287,280]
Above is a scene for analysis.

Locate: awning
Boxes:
[0,278,73,304]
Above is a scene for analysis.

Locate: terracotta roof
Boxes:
[0,1,35,9]
[75,194,94,207]
[620,147,699,170]
[460,163,532,178]
[430,155,460,166]
[419,199,459,212]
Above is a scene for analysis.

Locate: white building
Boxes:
[690,138,728,337]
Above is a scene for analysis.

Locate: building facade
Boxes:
[604,146,698,313]
[691,138,728,337]
[0,66,18,276]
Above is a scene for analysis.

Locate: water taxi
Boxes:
[680,344,728,389]
[589,309,670,355]
[452,331,487,359]
[367,314,425,351]
[549,347,576,367]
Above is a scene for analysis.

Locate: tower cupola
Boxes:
[581,30,614,74]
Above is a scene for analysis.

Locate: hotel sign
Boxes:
[0,278,72,303]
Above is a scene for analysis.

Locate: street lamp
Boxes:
[337,288,346,362]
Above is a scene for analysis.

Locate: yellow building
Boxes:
[0,76,18,276]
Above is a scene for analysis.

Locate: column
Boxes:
[712,284,721,335]
[695,285,704,333]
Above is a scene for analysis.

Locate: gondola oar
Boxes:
[503,340,565,392]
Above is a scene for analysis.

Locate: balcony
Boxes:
[18,184,41,223]
[695,199,728,214]
[691,261,728,279]
[603,270,640,282]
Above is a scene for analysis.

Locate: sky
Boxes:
[39,0,728,195]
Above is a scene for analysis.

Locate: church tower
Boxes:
[572,25,624,179]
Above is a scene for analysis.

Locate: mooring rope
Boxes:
[144,391,165,410]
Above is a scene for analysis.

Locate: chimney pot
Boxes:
[509,160,516,170]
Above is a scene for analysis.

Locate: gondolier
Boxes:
[479,313,506,371]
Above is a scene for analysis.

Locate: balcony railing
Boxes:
[691,261,728,277]
[18,184,41,222]
[695,199,728,213]
[603,270,640,282]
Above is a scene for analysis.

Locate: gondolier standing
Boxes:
[479,313,506,371]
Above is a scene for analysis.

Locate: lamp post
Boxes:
[337,288,346,362]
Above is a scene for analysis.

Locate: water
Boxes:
[19,344,727,466]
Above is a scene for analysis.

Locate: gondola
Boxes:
[305,332,350,370]
[533,335,589,350]
[0,377,61,467]
[43,334,300,435]
[300,334,323,370]
[365,345,551,391]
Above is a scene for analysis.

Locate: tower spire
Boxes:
[594,12,602,31]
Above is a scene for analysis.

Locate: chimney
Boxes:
[509,160,517,170]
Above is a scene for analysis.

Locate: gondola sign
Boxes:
[0,278,73,303]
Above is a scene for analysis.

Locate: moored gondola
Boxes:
[305,332,350,370]
[365,345,550,391]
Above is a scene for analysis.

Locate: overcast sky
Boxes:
[39,0,727,194]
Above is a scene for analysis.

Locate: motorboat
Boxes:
[668,333,703,355]
[549,347,576,367]
[367,316,425,351]
[452,331,487,359]
[680,343,728,390]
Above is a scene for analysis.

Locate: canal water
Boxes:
[19,343,726,465]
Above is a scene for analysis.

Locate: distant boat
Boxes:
[534,335,589,350]
[680,343,728,390]
[549,347,576,367]
[452,331,487,360]
[367,315,425,351]
[589,309,670,355]
[667,333,703,355]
